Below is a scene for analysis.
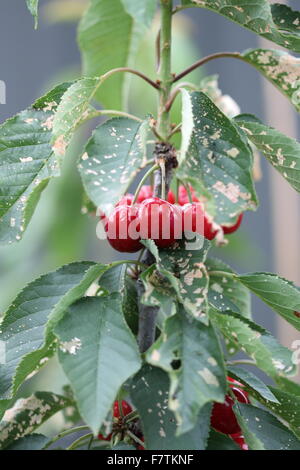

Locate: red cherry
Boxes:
[178,185,199,206]
[137,185,175,205]
[113,400,133,419]
[137,185,153,203]
[139,197,182,248]
[182,203,217,241]
[115,194,134,207]
[211,386,249,435]
[98,432,112,441]
[105,205,142,253]
[222,214,243,235]
[231,433,248,450]
[167,190,176,204]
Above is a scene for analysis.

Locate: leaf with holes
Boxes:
[55,295,141,434]
[147,307,226,434]
[227,366,279,403]
[242,49,300,113]
[234,402,300,450]
[0,262,107,399]
[26,0,39,28]
[0,392,71,450]
[120,0,157,28]
[181,1,300,52]
[235,117,300,193]
[238,272,300,331]
[142,237,211,324]
[78,0,144,108]
[211,309,296,378]
[130,365,212,450]
[178,91,257,225]
[52,78,102,152]
[79,117,149,214]
[0,83,71,244]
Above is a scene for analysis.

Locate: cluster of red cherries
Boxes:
[98,377,249,450]
[102,185,243,253]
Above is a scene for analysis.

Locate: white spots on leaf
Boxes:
[198,368,219,386]
[60,337,82,355]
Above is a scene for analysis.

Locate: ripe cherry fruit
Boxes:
[137,185,176,205]
[231,433,248,450]
[105,205,142,253]
[98,400,132,441]
[211,385,249,435]
[113,400,132,419]
[139,197,182,248]
[222,214,243,235]
[182,203,217,241]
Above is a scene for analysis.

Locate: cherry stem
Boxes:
[173,52,242,83]
[101,67,160,90]
[160,160,166,200]
[126,430,144,447]
[132,164,160,204]
[179,180,193,203]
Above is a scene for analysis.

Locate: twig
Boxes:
[101,67,160,90]
[173,52,242,83]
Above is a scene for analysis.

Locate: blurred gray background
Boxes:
[0,0,299,401]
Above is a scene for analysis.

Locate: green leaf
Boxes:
[26,0,39,28]
[0,400,11,421]
[142,237,210,323]
[5,434,48,450]
[206,429,240,450]
[207,258,251,317]
[182,1,300,53]
[275,376,300,396]
[79,117,148,214]
[52,78,102,150]
[0,392,71,450]
[207,258,251,356]
[99,264,139,334]
[55,295,141,434]
[271,3,300,35]
[130,365,212,450]
[178,91,257,225]
[249,386,300,438]
[0,83,71,244]
[234,402,300,450]
[0,262,106,398]
[235,117,300,193]
[147,308,226,434]
[238,272,300,331]
[78,0,143,108]
[242,49,300,113]
[227,366,279,403]
[120,0,157,28]
[210,309,296,378]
